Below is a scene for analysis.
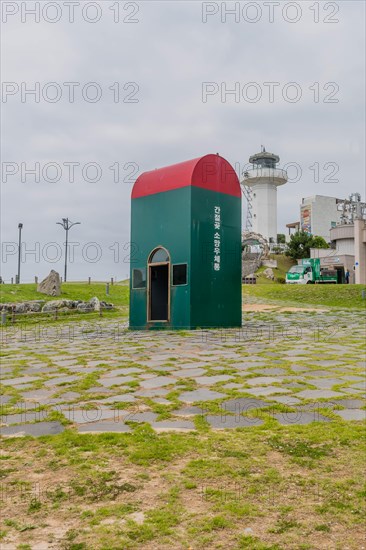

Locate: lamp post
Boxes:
[17,223,23,284]
[56,218,80,282]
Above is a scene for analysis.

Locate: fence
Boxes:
[0,277,117,285]
[0,305,117,326]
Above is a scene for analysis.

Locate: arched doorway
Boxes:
[148,247,170,321]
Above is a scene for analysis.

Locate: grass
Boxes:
[243,283,366,309]
[1,279,365,317]
[1,422,364,549]
[255,255,296,284]
[0,282,129,326]
[0,278,365,548]
[0,282,129,308]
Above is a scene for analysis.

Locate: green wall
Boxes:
[190,186,242,328]
[130,186,241,329]
[130,187,191,329]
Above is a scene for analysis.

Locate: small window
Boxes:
[331,221,336,228]
[172,264,187,286]
[149,248,169,263]
[132,268,146,289]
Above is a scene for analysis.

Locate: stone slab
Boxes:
[151,397,171,405]
[334,399,365,409]
[206,415,263,429]
[244,386,291,397]
[98,394,136,404]
[274,412,331,425]
[60,408,116,424]
[309,379,344,389]
[252,368,287,375]
[348,382,366,390]
[173,368,206,378]
[268,396,302,405]
[0,396,12,405]
[139,376,176,389]
[194,375,232,385]
[44,375,79,386]
[334,409,366,421]
[173,406,205,416]
[20,389,55,400]
[103,367,141,377]
[99,376,136,387]
[246,377,283,386]
[296,389,345,400]
[1,376,39,386]
[1,421,64,437]
[124,411,158,423]
[1,412,42,424]
[179,389,226,403]
[135,388,170,397]
[222,383,245,390]
[221,397,269,413]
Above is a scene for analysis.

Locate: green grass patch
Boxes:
[243,283,366,309]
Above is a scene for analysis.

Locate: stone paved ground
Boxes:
[1,307,365,435]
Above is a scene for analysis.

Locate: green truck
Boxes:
[286,258,338,284]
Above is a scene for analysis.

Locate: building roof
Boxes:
[249,151,279,164]
[131,154,241,199]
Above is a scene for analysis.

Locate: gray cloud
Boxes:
[2,1,365,281]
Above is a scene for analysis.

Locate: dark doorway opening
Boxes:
[149,264,169,321]
[336,267,344,284]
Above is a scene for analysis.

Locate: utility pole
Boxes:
[17,223,23,284]
[56,218,80,282]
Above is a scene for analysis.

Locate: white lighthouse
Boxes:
[242,148,288,243]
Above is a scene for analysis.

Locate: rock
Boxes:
[77,303,93,312]
[14,303,27,314]
[262,259,277,268]
[263,267,274,280]
[100,301,113,310]
[25,301,45,312]
[37,270,61,296]
[42,300,65,312]
[89,297,100,311]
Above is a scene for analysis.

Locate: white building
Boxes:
[300,195,342,241]
[310,221,366,284]
[242,149,288,243]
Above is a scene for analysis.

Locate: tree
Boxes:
[285,231,328,260]
[311,235,329,249]
[277,233,286,244]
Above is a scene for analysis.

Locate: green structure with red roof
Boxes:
[129,153,242,329]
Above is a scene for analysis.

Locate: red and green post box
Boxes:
[129,153,242,329]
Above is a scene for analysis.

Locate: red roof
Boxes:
[131,154,241,199]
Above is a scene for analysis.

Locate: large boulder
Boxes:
[77,302,93,313]
[42,300,62,312]
[89,297,100,312]
[37,270,61,296]
[25,300,45,312]
[263,267,275,280]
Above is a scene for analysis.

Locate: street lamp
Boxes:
[56,218,80,282]
[17,223,23,284]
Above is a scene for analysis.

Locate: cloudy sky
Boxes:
[2,0,365,282]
